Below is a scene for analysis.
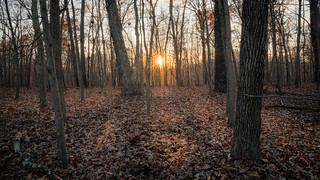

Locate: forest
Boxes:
[0,0,319,179]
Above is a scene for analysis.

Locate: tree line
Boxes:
[0,0,319,168]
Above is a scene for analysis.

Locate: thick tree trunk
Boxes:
[39,0,68,168]
[105,0,140,95]
[231,0,268,161]
[214,0,227,93]
[31,0,47,108]
[310,0,320,84]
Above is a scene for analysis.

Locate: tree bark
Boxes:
[105,0,140,95]
[39,0,68,168]
[214,0,227,93]
[31,0,47,108]
[231,0,268,161]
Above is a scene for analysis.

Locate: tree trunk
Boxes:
[295,0,302,87]
[204,0,214,95]
[39,0,68,168]
[170,0,182,87]
[105,0,140,95]
[80,0,88,87]
[231,0,268,161]
[214,0,227,93]
[216,0,236,127]
[310,0,320,105]
[31,0,47,108]
[50,0,66,120]
[134,0,142,89]
[270,2,281,94]
[4,0,20,99]
[65,0,79,87]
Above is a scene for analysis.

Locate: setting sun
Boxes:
[156,56,163,66]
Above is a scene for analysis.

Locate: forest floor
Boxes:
[1,84,319,179]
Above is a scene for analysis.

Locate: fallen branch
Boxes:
[13,133,62,180]
[265,105,320,112]
[245,94,320,101]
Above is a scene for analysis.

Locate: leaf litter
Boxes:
[0,84,319,179]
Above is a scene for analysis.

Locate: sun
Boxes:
[156,55,163,67]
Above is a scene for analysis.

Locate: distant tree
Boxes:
[231,0,268,161]
[65,0,84,100]
[4,0,20,99]
[134,0,142,88]
[105,0,140,95]
[270,1,281,94]
[31,0,47,108]
[170,0,182,87]
[295,0,302,87]
[80,0,88,87]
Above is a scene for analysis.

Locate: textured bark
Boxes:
[231,0,268,161]
[214,0,227,93]
[310,0,320,84]
[39,0,68,168]
[31,0,47,108]
[105,0,140,95]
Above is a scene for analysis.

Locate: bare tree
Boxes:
[39,0,68,167]
[80,0,88,87]
[215,0,236,127]
[105,0,140,95]
[4,0,20,99]
[295,0,302,87]
[31,0,47,108]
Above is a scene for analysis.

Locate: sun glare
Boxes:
[156,56,163,67]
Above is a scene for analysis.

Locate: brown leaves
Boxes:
[0,85,319,179]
